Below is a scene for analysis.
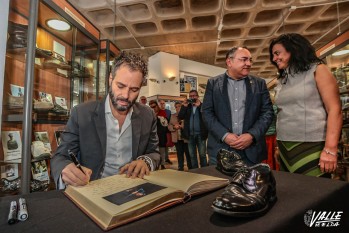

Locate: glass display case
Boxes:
[99,39,120,99]
[0,0,100,195]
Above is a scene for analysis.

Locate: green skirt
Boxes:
[277,141,328,177]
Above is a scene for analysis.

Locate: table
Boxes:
[1,166,348,233]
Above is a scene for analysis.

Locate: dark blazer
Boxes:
[178,104,208,140]
[51,98,160,184]
[201,73,273,164]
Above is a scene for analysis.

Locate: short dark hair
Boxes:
[269,33,323,77]
[111,51,148,83]
[189,90,198,96]
[148,100,158,106]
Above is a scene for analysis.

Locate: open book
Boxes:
[64,169,229,230]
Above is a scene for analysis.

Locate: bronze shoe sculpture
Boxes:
[212,163,277,217]
[216,149,246,176]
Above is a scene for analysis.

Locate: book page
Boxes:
[144,169,229,195]
[65,174,184,226]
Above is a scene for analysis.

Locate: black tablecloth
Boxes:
[1,166,348,233]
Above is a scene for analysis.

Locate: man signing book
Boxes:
[51,52,160,189]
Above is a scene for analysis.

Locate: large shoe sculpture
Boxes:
[216,149,246,176]
[213,163,277,217]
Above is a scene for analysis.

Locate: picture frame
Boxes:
[39,91,53,104]
[55,96,68,110]
[10,84,24,97]
[34,131,52,151]
[180,75,197,93]
[54,130,64,146]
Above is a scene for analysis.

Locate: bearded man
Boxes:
[51,52,160,189]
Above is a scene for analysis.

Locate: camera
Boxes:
[187,98,196,104]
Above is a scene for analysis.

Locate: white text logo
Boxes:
[304,210,343,227]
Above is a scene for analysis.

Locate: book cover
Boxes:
[39,91,53,104]
[54,130,64,146]
[1,164,19,181]
[64,169,229,230]
[54,96,68,110]
[31,160,49,182]
[1,131,22,162]
[10,84,24,97]
[34,131,52,151]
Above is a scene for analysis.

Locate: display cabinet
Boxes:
[99,39,120,99]
[0,0,100,195]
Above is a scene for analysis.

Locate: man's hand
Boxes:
[224,133,239,145]
[193,98,201,107]
[182,99,189,107]
[119,160,150,179]
[61,163,92,187]
[229,133,253,150]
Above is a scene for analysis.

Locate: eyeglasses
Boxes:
[229,57,253,64]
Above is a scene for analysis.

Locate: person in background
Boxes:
[159,99,173,165]
[51,52,160,188]
[263,94,279,170]
[202,46,273,166]
[139,96,147,105]
[149,100,168,169]
[168,101,192,171]
[269,33,342,177]
[178,90,208,168]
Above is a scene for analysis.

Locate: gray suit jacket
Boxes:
[201,73,273,164]
[51,98,160,184]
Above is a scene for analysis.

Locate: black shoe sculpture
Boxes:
[216,149,246,176]
[0,177,49,195]
[212,163,277,217]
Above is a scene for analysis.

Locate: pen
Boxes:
[68,150,86,175]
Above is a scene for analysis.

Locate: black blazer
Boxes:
[51,98,160,184]
[201,73,273,164]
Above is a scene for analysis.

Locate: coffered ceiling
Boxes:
[67,0,349,81]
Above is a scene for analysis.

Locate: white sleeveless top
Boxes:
[275,64,327,141]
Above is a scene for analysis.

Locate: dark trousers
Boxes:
[175,140,192,170]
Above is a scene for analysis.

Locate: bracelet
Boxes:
[323,148,337,156]
[137,156,154,171]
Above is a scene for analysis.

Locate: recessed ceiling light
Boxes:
[46,19,71,31]
[333,50,349,56]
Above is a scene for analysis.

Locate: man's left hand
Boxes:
[230,133,253,150]
[119,160,150,178]
[193,99,201,107]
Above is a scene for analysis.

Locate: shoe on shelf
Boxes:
[212,163,277,217]
[216,149,246,176]
[165,159,173,165]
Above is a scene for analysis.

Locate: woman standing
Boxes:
[269,33,342,177]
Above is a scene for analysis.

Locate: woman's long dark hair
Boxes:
[269,33,323,79]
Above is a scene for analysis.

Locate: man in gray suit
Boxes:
[51,52,160,188]
[202,47,273,165]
